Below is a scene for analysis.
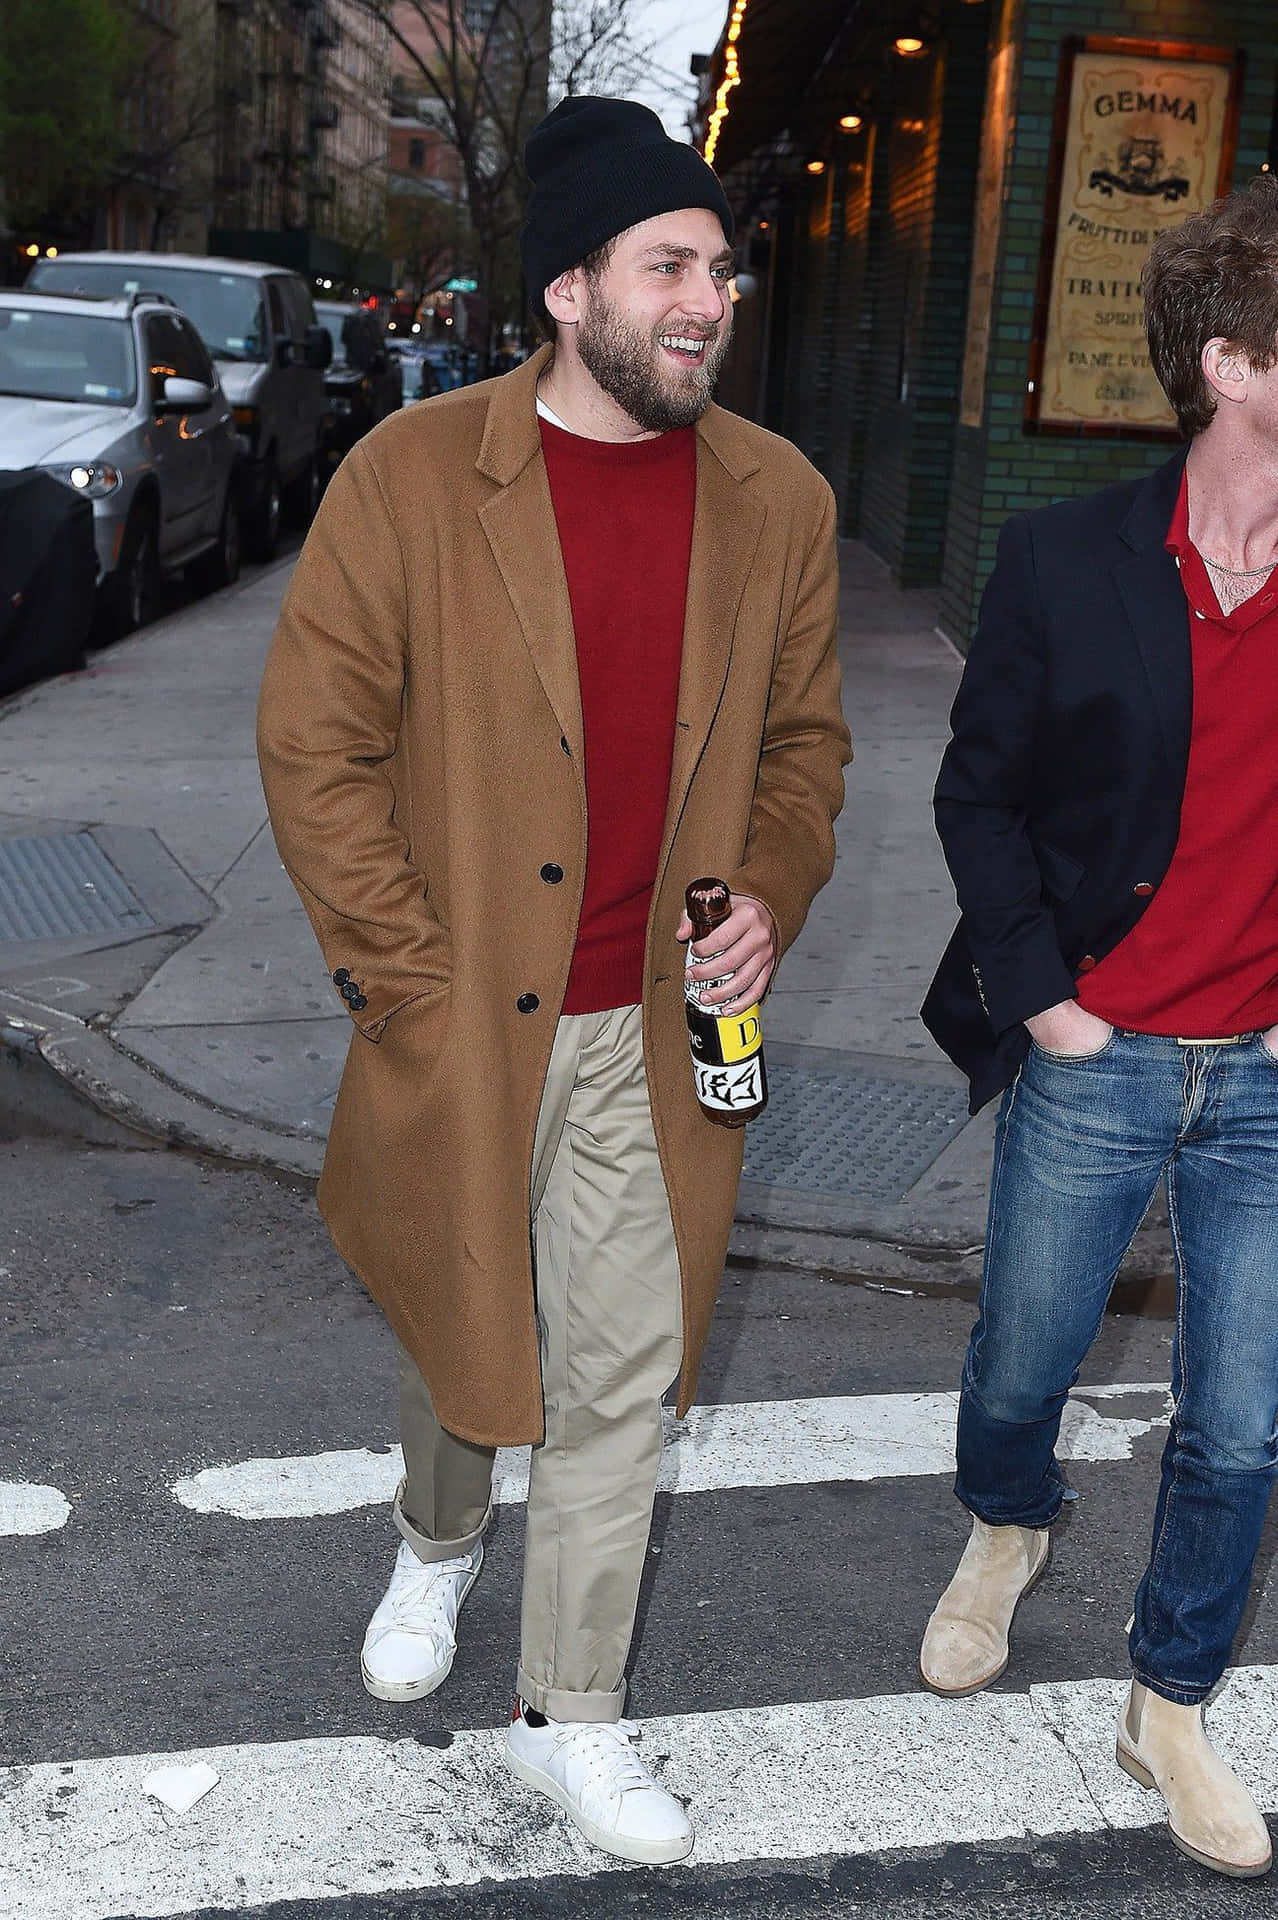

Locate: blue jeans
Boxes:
[956,1028,1278,1705]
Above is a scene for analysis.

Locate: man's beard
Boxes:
[576,290,732,433]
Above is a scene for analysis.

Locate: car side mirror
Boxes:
[304,325,333,370]
[159,376,214,412]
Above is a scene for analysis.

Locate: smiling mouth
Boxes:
[658,333,714,366]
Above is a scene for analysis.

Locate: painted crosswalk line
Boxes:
[171,1382,1174,1520]
[0,1481,71,1536]
[3,1665,1275,1918]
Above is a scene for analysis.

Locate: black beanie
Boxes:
[520,97,734,307]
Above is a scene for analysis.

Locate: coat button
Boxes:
[332,968,350,985]
[516,992,540,1013]
[540,862,564,884]
[560,736,571,755]
[349,994,368,1010]
[1077,954,1098,972]
[1133,882,1155,897]
[341,981,360,1001]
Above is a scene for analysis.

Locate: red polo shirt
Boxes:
[539,414,696,1015]
[1076,470,1278,1036]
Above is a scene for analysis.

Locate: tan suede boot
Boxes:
[919,1517,1050,1696]
[1116,1681,1272,1877]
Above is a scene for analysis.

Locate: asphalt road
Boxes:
[2,1118,1276,1919]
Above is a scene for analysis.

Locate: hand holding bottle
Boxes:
[677,892,777,1010]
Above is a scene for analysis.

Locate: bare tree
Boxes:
[113,7,220,250]
[551,0,658,101]
[355,0,658,353]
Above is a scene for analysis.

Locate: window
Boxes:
[0,309,136,406]
[266,278,288,346]
[409,139,425,169]
[145,313,211,399]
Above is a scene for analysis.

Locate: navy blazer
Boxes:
[922,450,1194,1113]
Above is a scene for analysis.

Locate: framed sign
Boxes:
[1026,36,1243,436]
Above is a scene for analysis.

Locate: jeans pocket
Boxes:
[1257,1032,1278,1067]
[1029,1024,1116,1063]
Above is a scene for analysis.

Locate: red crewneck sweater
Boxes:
[539,414,696,1014]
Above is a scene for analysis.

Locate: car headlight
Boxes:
[44,462,123,499]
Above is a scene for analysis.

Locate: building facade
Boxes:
[699,0,1278,643]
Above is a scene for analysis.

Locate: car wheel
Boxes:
[284,452,321,529]
[246,457,281,562]
[103,504,160,638]
[188,487,242,594]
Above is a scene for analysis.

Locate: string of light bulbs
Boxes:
[703,0,751,167]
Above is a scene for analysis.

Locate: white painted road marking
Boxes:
[0,1481,71,1536]
[2,1665,1275,1916]
[171,1383,1173,1520]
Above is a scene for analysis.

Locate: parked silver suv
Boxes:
[26,253,331,561]
[0,289,242,634]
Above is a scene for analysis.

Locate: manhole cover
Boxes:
[743,1061,969,1202]
[0,833,156,941]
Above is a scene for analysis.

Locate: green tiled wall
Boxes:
[937,0,1278,643]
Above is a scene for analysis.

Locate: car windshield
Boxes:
[0,307,136,405]
[29,262,267,362]
[317,310,351,363]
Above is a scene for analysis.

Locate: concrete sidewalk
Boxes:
[0,542,1170,1296]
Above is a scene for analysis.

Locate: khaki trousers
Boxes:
[393,1003,684,1722]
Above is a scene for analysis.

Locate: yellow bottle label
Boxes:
[716,1006,763,1062]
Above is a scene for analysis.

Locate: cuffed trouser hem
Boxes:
[1130,1666,1213,1708]
[516,1666,626,1724]
[956,1491,1065,1532]
[392,1475,490,1566]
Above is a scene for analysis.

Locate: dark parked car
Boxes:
[315,302,402,465]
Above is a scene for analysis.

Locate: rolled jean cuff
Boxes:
[957,1494,1065,1531]
[1130,1666,1212,1708]
[516,1666,626,1724]
[392,1475,489,1565]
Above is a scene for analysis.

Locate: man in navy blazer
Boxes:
[919,173,1278,1880]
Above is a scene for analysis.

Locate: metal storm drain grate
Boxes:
[742,1061,969,1203]
[0,832,156,941]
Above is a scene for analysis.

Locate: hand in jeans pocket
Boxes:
[1025,999,1114,1059]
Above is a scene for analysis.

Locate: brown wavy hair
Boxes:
[1143,172,1278,437]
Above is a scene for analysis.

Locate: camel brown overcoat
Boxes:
[257,345,850,1447]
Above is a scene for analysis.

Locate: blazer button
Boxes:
[560,736,571,755]
[341,981,360,1001]
[516,992,540,1014]
[332,968,350,985]
[349,994,368,1010]
[1077,954,1098,972]
[1133,882,1155,897]
[540,862,564,884]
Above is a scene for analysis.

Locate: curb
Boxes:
[0,992,1176,1311]
[0,990,324,1180]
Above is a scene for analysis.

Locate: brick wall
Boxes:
[937,0,1278,643]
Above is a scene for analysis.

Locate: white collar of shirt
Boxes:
[536,395,570,432]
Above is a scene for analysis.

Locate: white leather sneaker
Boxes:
[505,1700,694,1864]
[360,1539,482,1702]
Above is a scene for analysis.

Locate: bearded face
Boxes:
[574,277,734,434]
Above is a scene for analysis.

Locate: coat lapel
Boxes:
[1112,450,1193,778]
[477,346,584,759]
[662,410,767,845]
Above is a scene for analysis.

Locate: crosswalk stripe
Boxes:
[170,1383,1173,1520]
[0,1482,70,1536]
[3,1665,1275,1916]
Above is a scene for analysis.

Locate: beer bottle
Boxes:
[684,877,768,1128]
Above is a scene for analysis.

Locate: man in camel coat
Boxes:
[257,95,849,1865]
